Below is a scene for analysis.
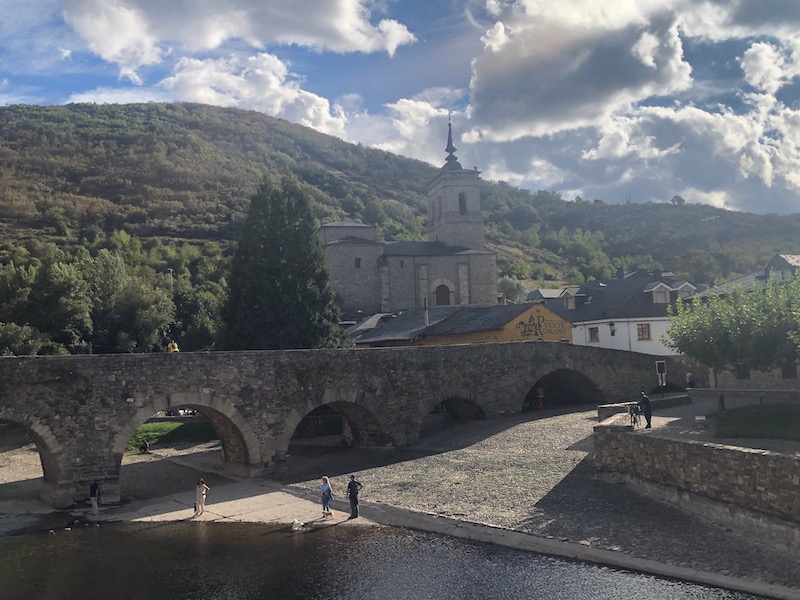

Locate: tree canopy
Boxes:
[219,176,350,350]
[666,278,800,376]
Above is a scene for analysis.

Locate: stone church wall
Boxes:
[325,243,382,314]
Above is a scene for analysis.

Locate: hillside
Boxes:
[1,102,799,285]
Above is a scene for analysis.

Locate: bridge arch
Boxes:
[0,409,68,506]
[112,390,263,478]
[271,387,391,465]
[420,388,486,420]
[523,366,608,409]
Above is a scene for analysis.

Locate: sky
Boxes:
[2,1,800,215]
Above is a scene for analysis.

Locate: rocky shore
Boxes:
[2,406,800,598]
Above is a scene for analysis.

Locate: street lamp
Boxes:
[608,321,616,336]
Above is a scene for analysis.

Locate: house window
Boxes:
[653,289,669,303]
[636,323,651,340]
[458,192,467,215]
[435,284,451,306]
[588,327,599,343]
[564,296,576,310]
[678,288,693,300]
[354,258,361,268]
[735,364,751,380]
[781,360,798,379]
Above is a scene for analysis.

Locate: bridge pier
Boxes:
[40,479,78,509]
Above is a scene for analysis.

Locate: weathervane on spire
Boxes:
[444,108,461,170]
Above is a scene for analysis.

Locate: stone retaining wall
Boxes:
[594,414,800,546]
[688,388,800,408]
[596,394,691,421]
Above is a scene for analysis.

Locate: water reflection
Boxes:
[3,522,761,600]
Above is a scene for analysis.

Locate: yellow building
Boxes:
[354,303,573,347]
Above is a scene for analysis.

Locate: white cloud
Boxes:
[467,2,692,140]
[60,0,416,81]
[678,0,800,43]
[159,53,347,136]
[62,0,162,84]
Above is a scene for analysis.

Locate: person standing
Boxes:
[195,479,210,516]
[89,481,100,516]
[320,476,333,518]
[346,474,363,519]
[638,391,652,429]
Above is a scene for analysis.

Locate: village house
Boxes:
[541,268,698,356]
[353,302,572,348]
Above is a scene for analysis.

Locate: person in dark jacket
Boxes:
[638,391,652,428]
[89,481,100,516]
[346,475,363,519]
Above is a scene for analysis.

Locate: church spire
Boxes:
[443,111,463,171]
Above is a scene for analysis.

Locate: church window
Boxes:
[354,258,361,268]
[458,192,467,215]
[435,284,451,306]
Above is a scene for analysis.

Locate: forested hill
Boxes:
[1,102,798,285]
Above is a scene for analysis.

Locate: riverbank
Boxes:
[2,406,800,599]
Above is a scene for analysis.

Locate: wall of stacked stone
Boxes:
[0,343,689,507]
[688,388,800,407]
[715,366,800,390]
[596,394,691,421]
[594,414,800,525]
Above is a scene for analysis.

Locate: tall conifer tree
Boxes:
[220,176,349,350]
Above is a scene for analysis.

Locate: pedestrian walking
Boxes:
[320,476,333,518]
[346,474,363,519]
[195,478,210,515]
[89,481,100,516]
[638,391,652,428]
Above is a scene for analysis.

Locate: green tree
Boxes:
[220,176,350,350]
[667,278,800,379]
[497,276,527,303]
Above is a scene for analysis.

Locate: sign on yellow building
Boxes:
[421,303,572,346]
[355,303,573,347]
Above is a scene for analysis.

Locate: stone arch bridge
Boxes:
[0,342,687,507]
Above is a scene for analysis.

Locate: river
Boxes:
[2,521,762,599]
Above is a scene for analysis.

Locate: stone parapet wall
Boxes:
[596,394,691,421]
[688,388,800,408]
[594,415,800,527]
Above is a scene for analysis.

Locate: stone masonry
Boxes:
[594,413,800,548]
[0,342,687,508]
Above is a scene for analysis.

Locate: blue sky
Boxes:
[2,1,800,215]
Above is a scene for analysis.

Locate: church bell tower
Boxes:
[426,120,484,249]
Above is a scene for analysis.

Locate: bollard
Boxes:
[717,392,725,411]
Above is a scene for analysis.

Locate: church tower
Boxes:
[426,120,484,249]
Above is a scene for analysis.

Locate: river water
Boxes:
[2,521,761,600]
